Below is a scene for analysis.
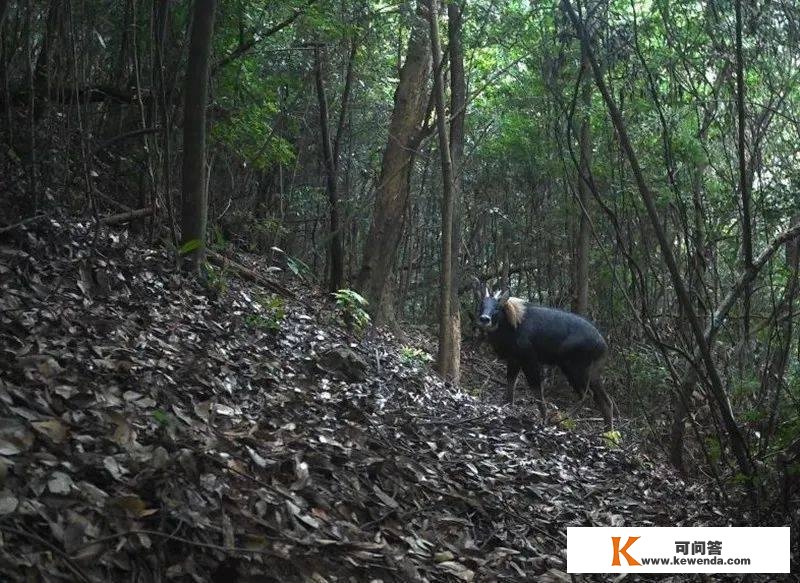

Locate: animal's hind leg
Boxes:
[584,358,613,430]
[561,361,592,418]
[561,362,591,399]
[590,376,613,431]
[564,359,613,430]
[522,362,546,421]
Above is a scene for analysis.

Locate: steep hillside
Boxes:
[0,221,748,582]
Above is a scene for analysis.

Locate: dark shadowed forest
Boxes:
[0,0,799,580]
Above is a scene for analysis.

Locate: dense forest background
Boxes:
[2,0,800,514]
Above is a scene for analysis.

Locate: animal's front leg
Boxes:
[522,362,545,421]
[505,362,521,404]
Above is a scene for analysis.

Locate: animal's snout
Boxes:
[479,315,491,325]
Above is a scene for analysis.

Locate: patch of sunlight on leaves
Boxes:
[602,430,622,447]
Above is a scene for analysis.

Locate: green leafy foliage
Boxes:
[559,417,577,431]
[706,436,721,465]
[602,430,622,448]
[178,239,202,256]
[254,218,288,240]
[210,226,228,252]
[621,345,670,397]
[201,263,229,296]
[9,0,799,504]
[732,374,761,400]
[286,255,311,279]
[399,345,433,366]
[332,289,370,333]
[152,410,170,427]
[212,100,295,171]
[245,294,286,332]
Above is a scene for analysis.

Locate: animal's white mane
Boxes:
[503,297,526,328]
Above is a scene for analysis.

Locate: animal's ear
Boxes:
[498,289,511,304]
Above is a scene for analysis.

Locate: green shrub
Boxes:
[285,255,311,279]
[623,345,670,394]
[202,263,229,296]
[332,289,370,332]
[400,345,433,366]
[246,294,285,332]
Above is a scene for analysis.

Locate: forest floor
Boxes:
[0,219,772,582]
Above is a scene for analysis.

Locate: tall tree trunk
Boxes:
[427,0,455,380]
[735,0,753,360]
[314,45,343,292]
[356,5,431,325]
[333,37,356,282]
[31,0,60,121]
[180,0,216,270]
[154,0,176,242]
[572,53,591,315]
[333,37,357,169]
[445,0,466,383]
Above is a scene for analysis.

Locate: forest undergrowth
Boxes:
[0,219,788,582]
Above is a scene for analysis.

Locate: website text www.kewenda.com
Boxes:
[640,557,752,566]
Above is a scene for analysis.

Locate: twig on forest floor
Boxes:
[0,214,49,234]
[207,250,296,299]
[67,528,284,560]
[99,207,154,225]
[425,412,493,427]
[0,525,91,583]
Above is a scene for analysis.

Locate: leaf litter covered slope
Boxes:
[0,222,737,582]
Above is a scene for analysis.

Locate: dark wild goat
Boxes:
[475,283,613,429]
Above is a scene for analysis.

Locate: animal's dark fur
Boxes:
[476,286,613,429]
